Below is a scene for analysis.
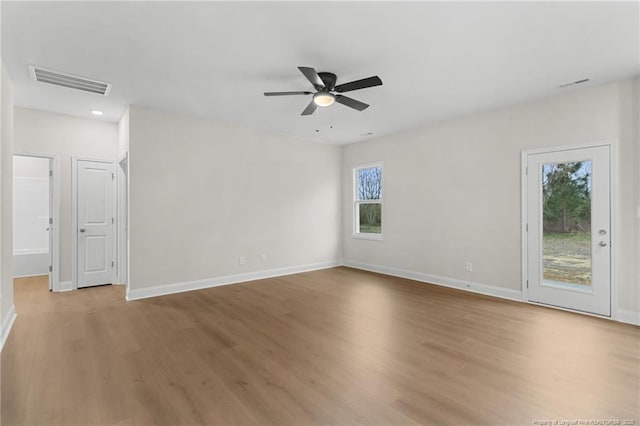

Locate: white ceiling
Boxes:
[2,1,639,145]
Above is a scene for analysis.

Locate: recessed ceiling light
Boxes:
[91,110,104,116]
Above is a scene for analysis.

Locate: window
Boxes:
[354,164,383,238]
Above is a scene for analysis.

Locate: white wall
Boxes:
[13,156,49,277]
[118,107,129,158]
[127,105,342,294]
[13,155,49,179]
[342,79,639,320]
[117,107,130,285]
[634,79,640,322]
[13,108,118,284]
[1,62,16,346]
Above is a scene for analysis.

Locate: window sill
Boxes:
[352,233,384,241]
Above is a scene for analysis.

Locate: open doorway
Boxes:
[13,154,59,291]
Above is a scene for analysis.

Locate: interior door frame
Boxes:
[521,140,618,319]
[13,152,60,292]
[71,156,117,290]
[117,153,128,287]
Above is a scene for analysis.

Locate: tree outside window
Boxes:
[354,165,382,236]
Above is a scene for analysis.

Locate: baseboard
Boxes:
[126,260,342,301]
[0,305,17,352]
[343,260,523,302]
[58,281,73,292]
[13,273,48,279]
[615,309,640,326]
[345,260,640,326]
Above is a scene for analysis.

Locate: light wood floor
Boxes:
[2,268,638,425]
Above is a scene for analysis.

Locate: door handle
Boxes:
[79,228,86,233]
[598,241,607,247]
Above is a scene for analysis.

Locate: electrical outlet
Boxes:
[239,256,246,265]
[260,254,267,263]
[465,262,473,272]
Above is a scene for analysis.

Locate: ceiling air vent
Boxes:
[29,65,112,96]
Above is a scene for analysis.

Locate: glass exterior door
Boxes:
[526,146,610,316]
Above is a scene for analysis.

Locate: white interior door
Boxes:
[526,145,611,316]
[77,159,115,288]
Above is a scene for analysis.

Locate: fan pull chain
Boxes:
[330,107,333,129]
[315,106,321,133]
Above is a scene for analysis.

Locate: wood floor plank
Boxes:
[2,268,638,425]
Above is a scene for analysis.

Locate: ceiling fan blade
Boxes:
[301,100,318,116]
[334,76,382,93]
[335,95,369,111]
[264,91,312,96]
[298,66,325,89]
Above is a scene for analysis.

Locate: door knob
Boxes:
[79,228,86,233]
[598,241,607,247]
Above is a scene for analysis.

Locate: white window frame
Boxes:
[353,162,383,240]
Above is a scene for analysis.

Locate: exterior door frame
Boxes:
[71,156,117,290]
[13,152,60,292]
[521,140,618,319]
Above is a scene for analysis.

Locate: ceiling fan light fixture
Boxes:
[313,92,335,107]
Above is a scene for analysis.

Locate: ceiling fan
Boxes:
[264,66,383,116]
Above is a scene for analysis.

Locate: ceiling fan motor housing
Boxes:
[317,72,337,91]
